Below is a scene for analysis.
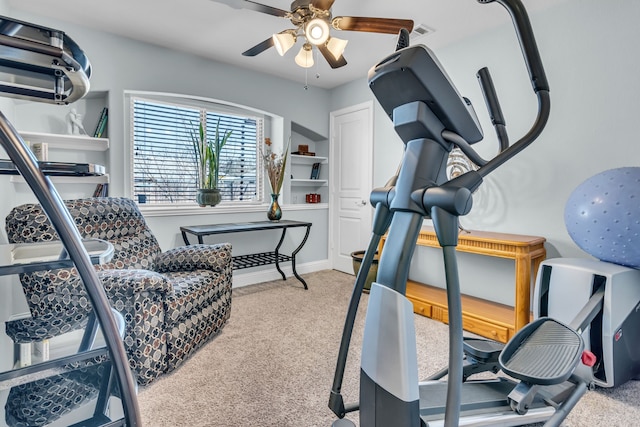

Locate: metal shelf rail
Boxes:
[0,15,140,426]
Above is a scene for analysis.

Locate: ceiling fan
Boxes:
[212,0,414,69]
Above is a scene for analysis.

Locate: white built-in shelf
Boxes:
[290,154,328,164]
[18,131,109,151]
[288,203,329,210]
[291,179,328,187]
[11,174,110,184]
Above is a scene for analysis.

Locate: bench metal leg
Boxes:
[274,228,288,281]
[291,225,311,289]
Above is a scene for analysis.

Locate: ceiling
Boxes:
[8,0,568,89]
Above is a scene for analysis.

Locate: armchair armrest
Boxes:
[154,243,232,274]
[97,269,172,296]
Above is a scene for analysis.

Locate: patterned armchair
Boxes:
[5,197,232,385]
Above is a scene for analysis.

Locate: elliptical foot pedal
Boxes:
[463,337,504,364]
[499,318,583,385]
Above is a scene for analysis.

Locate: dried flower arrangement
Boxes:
[261,137,290,195]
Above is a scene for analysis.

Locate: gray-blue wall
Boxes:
[0,7,332,265]
[1,0,639,308]
[329,0,640,304]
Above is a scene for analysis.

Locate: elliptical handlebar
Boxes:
[476,67,509,152]
[423,0,551,215]
[482,0,549,93]
[472,0,550,178]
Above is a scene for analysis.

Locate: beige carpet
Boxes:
[137,270,640,426]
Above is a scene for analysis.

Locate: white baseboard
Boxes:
[232,259,331,288]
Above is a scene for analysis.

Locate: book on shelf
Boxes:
[92,183,109,197]
[93,107,108,138]
[310,162,321,179]
[31,142,48,161]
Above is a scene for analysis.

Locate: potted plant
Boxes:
[190,119,232,207]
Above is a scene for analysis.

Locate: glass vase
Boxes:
[267,193,282,221]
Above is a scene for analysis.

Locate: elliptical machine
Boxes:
[327,0,625,426]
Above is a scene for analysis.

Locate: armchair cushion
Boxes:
[5,307,89,344]
[97,269,172,296]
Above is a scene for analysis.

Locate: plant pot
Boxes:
[351,250,379,293]
[196,188,221,207]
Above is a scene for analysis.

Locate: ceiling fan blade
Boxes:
[242,37,275,56]
[311,0,335,11]
[318,44,347,69]
[332,17,414,34]
[211,0,289,18]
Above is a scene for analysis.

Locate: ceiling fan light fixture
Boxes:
[295,43,314,68]
[305,18,330,45]
[326,36,348,60]
[273,31,296,56]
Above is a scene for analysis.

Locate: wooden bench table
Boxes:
[380,227,546,342]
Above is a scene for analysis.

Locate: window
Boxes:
[131,96,263,205]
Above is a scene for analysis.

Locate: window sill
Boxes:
[138,202,266,217]
[138,202,328,217]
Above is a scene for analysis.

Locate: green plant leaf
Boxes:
[188,118,233,190]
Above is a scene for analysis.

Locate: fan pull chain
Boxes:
[303,49,321,90]
[304,67,308,90]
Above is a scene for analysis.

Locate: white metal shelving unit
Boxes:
[10,131,110,184]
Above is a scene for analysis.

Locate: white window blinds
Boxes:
[131,97,261,204]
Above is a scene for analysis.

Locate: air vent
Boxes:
[411,24,435,39]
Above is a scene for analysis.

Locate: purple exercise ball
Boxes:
[564,167,640,269]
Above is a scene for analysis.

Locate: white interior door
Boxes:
[330,101,374,273]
